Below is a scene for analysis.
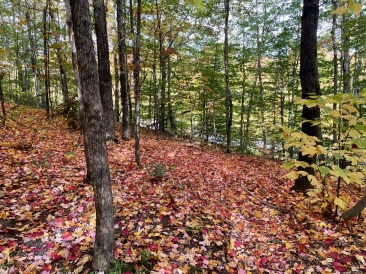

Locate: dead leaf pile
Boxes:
[0,106,366,273]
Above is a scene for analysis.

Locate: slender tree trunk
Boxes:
[50,10,70,113]
[70,0,114,271]
[0,73,6,126]
[93,0,116,141]
[65,0,83,134]
[134,0,142,167]
[113,52,120,122]
[116,0,129,140]
[25,10,40,109]
[167,56,176,131]
[43,0,50,120]
[256,0,266,149]
[342,14,350,94]
[292,0,321,192]
[224,0,232,153]
[239,58,246,152]
[331,0,338,144]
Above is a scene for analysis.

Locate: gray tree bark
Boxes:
[69,0,115,271]
[93,0,116,141]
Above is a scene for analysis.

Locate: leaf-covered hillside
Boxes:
[1,106,366,273]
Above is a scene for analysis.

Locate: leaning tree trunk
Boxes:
[69,0,114,271]
[342,193,366,220]
[291,0,321,192]
[94,0,116,141]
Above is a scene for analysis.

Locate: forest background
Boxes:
[1,0,366,273]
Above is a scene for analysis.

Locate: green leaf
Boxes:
[348,3,362,16]
[351,138,366,148]
[282,162,295,170]
[294,161,309,168]
[319,166,331,176]
[356,124,366,132]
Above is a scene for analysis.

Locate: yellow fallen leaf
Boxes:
[59,249,69,259]
[77,255,90,266]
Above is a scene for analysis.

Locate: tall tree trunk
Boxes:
[70,0,114,271]
[342,14,350,94]
[331,0,338,144]
[224,0,232,153]
[0,73,6,126]
[256,0,266,149]
[43,0,50,120]
[50,10,70,113]
[93,0,116,141]
[65,0,83,134]
[239,55,246,152]
[25,9,40,109]
[292,0,321,192]
[113,52,120,122]
[134,0,142,167]
[167,56,176,131]
[116,0,129,140]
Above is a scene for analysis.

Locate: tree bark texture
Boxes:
[342,193,366,220]
[134,0,142,167]
[93,0,116,141]
[69,0,115,271]
[292,0,321,192]
[116,0,129,140]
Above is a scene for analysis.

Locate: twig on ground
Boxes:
[240,185,296,216]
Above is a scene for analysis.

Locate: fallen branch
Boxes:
[240,185,295,216]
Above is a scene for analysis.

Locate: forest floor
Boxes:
[1,105,366,274]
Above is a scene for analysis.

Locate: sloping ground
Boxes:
[1,105,366,274]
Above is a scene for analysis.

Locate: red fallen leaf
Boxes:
[261,256,268,265]
[62,232,72,239]
[234,241,242,247]
[114,248,119,257]
[51,252,62,261]
[8,241,17,247]
[69,253,80,260]
[201,228,207,235]
[122,272,131,274]
[328,252,339,259]
[122,229,129,236]
[43,264,52,271]
[148,243,159,251]
[228,251,236,257]
[325,238,333,245]
[30,231,44,238]
[172,237,180,242]
[46,242,55,249]
[173,262,179,269]
[0,246,5,252]
[332,261,346,272]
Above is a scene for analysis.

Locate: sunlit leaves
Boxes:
[332,1,362,16]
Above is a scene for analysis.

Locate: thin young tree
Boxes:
[134,0,142,167]
[291,0,321,192]
[93,0,116,141]
[69,0,114,270]
[224,0,232,153]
